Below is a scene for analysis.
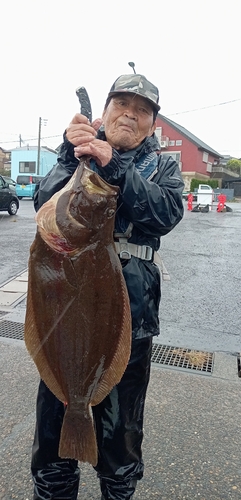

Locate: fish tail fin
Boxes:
[59,405,98,466]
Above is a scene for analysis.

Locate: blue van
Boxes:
[16,175,44,199]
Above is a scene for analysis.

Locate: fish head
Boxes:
[53,160,119,251]
[67,163,118,233]
[35,160,119,255]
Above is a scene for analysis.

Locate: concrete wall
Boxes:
[213,188,234,201]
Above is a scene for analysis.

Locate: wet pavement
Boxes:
[0,201,241,499]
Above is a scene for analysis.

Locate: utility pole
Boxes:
[37,117,41,175]
[19,134,23,147]
[37,117,47,175]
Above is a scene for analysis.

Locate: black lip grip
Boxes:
[76,86,92,124]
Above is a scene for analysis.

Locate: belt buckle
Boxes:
[141,245,153,261]
[119,242,131,260]
[120,250,131,259]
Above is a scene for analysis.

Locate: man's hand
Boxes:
[66,114,112,167]
[74,139,112,167]
[66,113,96,146]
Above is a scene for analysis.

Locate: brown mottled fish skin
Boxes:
[24,159,132,466]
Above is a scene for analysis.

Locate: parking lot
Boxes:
[0,199,241,499]
[158,200,241,353]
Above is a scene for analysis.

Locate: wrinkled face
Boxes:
[102,93,156,151]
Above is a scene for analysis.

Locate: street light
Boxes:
[37,117,48,175]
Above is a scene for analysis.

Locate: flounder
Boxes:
[24,159,132,466]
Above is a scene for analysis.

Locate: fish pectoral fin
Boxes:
[59,405,97,466]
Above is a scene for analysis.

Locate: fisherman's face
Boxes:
[102,93,156,151]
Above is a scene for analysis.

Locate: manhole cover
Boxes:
[0,320,24,340]
[151,343,213,374]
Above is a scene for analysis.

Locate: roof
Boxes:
[10,146,57,154]
[225,177,241,183]
[55,143,63,154]
[158,113,222,158]
[0,146,11,153]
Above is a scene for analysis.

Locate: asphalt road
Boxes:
[1,198,240,353]
[1,198,241,500]
[158,201,241,353]
[0,199,36,284]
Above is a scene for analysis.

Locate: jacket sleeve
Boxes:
[34,133,184,239]
[34,135,79,211]
[96,151,184,237]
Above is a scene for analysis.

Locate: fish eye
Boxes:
[107,208,115,218]
[96,196,107,207]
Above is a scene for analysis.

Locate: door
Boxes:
[0,176,11,209]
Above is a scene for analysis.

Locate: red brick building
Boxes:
[155,114,222,190]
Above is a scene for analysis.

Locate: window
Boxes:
[200,184,212,190]
[175,140,182,146]
[206,162,212,173]
[202,152,208,163]
[155,127,162,142]
[19,161,36,173]
[173,152,181,163]
[169,140,175,146]
[16,175,44,185]
[162,151,181,163]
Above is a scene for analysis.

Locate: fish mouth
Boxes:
[36,163,119,255]
[81,166,118,196]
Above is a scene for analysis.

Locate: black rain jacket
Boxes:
[34,129,184,340]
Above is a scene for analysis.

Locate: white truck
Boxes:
[196,184,214,207]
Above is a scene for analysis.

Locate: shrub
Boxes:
[190,179,218,192]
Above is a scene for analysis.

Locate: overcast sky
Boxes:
[1,0,240,158]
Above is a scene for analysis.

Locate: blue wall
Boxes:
[11,147,57,181]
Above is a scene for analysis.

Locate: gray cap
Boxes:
[108,74,161,112]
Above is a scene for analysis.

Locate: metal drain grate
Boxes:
[151,343,213,373]
[0,320,24,340]
[0,322,213,375]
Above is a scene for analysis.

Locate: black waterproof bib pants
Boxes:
[31,337,153,500]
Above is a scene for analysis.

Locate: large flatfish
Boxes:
[24,158,132,466]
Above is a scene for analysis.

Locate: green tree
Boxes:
[0,168,11,177]
[190,178,218,192]
[226,159,241,175]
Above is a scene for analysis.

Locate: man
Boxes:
[31,73,184,500]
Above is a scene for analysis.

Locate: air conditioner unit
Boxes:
[160,140,167,148]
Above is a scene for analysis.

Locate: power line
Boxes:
[166,97,241,116]
[0,131,20,137]
[218,150,241,154]
[1,96,241,143]
[0,134,62,144]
